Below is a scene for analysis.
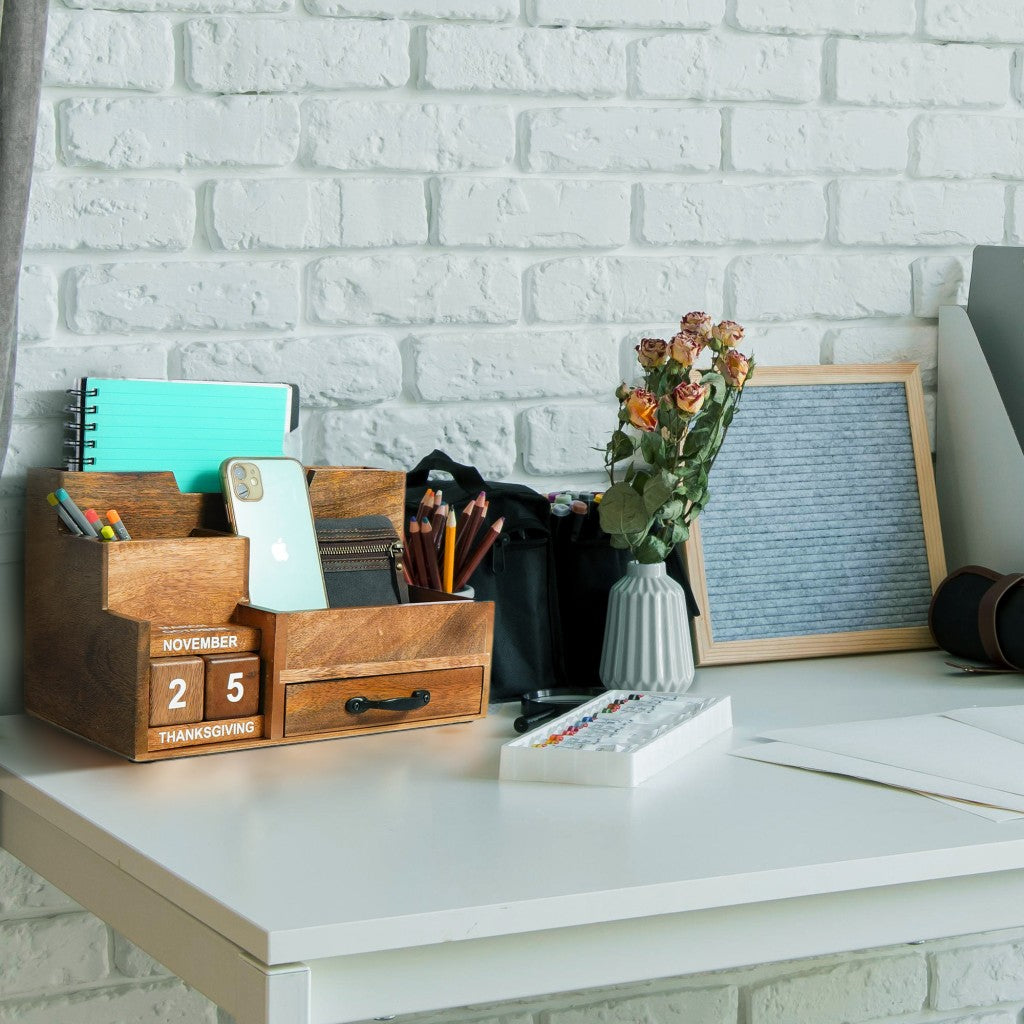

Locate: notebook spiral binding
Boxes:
[63,384,99,470]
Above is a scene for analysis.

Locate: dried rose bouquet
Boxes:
[599,312,755,564]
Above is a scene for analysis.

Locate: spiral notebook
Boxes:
[65,377,300,493]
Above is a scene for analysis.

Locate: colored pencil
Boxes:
[406,519,421,586]
[454,491,487,578]
[457,498,474,536]
[453,517,504,594]
[415,488,434,523]
[443,509,457,593]
[431,503,448,549]
[419,519,443,590]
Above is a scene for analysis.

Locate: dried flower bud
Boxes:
[681,311,713,339]
[711,320,745,348]
[718,349,750,388]
[673,380,710,416]
[636,337,668,369]
[669,328,705,368]
[625,388,659,432]
[615,382,631,403]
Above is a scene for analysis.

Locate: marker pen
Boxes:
[99,525,117,542]
[106,509,131,541]
[84,509,103,536]
[54,488,97,536]
[46,492,83,536]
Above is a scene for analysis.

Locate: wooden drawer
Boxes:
[285,667,485,737]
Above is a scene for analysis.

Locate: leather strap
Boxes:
[979,573,1024,670]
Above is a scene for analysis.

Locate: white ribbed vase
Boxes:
[599,561,695,692]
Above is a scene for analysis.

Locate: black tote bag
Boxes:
[406,451,566,700]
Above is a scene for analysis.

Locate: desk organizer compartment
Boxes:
[24,467,494,761]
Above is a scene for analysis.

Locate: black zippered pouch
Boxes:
[316,515,409,608]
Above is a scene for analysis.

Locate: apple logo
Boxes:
[271,538,289,562]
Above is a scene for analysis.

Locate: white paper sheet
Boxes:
[944,705,1024,743]
[761,714,1024,798]
[732,739,1024,814]
[924,793,1024,823]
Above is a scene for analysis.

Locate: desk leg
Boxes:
[237,954,311,1024]
[0,795,311,1024]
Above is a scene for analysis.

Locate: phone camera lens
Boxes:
[232,465,246,481]
[235,483,249,498]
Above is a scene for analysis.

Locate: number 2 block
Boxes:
[150,657,204,726]
[203,654,260,720]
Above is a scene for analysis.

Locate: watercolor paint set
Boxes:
[499,690,733,787]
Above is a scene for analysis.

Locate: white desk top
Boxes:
[2,651,1024,968]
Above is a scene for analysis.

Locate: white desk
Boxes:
[3,651,1024,1024]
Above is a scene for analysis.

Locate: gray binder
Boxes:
[936,245,1024,569]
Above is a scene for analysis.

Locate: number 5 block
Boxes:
[203,654,260,720]
[150,657,204,726]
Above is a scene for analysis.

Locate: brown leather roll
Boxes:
[978,573,1024,670]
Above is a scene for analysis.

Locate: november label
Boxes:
[161,633,240,654]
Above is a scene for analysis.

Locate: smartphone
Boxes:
[220,457,328,612]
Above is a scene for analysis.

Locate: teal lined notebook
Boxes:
[65,378,299,493]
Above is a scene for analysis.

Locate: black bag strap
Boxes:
[406,450,486,490]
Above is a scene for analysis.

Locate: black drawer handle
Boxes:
[345,690,431,715]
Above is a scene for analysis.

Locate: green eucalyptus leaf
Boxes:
[640,430,665,466]
[643,470,677,514]
[598,482,650,536]
[634,534,670,564]
[659,498,685,521]
[670,521,690,545]
[608,428,634,463]
[683,426,710,457]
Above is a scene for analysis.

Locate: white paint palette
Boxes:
[499,690,732,787]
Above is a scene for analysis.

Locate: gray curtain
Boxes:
[0,1,49,478]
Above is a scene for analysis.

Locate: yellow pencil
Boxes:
[443,508,457,593]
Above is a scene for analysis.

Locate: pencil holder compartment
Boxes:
[24,466,493,761]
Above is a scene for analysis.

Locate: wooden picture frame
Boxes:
[683,364,946,666]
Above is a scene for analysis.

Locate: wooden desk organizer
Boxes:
[24,467,494,761]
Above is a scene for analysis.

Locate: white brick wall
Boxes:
[832,40,1011,108]
[434,178,631,248]
[923,0,1024,43]
[184,17,411,92]
[638,181,827,245]
[10,0,1012,496]
[302,100,514,170]
[61,96,300,168]
[633,33,820,101]
[728,109,910,175]
[206,178,427,250]
[45,11,174,91]
[6,845,1024,1024]
[732,0,916,36]
[5,0,1023,1016]
[523,107,721,172]
[27,178,195,251]
[422,25,626,96]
